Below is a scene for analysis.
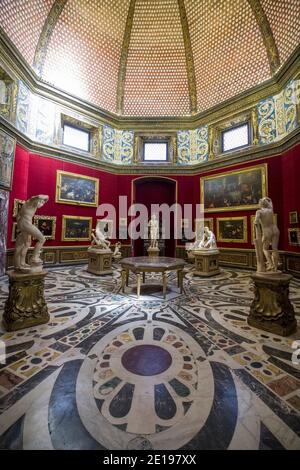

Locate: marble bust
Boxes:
[14,195,49,273]
[254,197,280,273]
[90,220,111,251]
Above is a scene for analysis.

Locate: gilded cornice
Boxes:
[247,0,280,75]
[116,0,136,115]
[0,25,299,131]
[33,0,68,76]
[177,0,197,114]
[1,115,299,176]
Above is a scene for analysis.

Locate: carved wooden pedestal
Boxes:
[147,247,160,257]
[193,249,220,277]
[248,273,297,336]
[87,248,113,275]
[3,271,49,331]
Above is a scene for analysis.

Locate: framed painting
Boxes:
[289,211,298,224]
[288,228,300,246]
[56,171,99,207]
[200,164,267,212]
[34,215,57,240]
[97,219,113,239]
[217,217,248,243]
[0,129,16,190]
[250,214,277,244]
[13,198,25,218]
[62,216,92,241]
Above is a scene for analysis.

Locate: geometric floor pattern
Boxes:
[0,265,299,450]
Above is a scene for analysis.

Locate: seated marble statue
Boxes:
[148,214,159,249]
[113,241,122,259]
[90,221,111,250]
[14,195,49,273]
[198,226,217,250]
[254,197,280,273]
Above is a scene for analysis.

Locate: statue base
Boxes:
[147,247,160,257]
[87,248,113,275]
[248,272,297,336]
[193,249,220,277]
[113,253,122,263]
[3,270,49,331]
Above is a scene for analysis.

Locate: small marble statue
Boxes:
[198,226,217,250]
[148,214,159,249]
[254,197,280,273]
[14,195,49,273]
[90,220,111,251]
[113,241,122,260]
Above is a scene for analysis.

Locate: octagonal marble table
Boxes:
[120,256,186,299]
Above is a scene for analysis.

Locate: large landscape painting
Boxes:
[56,171,99,207]
[201,164,267,212]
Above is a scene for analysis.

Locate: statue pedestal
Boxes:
[113,253,122,263]
[87,248,113,275]
[248,273,297,336]
[193,249,220,277]
[3,270,49,331]
[147,246,160,257]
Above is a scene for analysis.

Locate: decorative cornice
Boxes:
[33,0,68,76]
[247,0,280,75]
[177,0,197,114]
[1,115,299,176]
[116,0,136,115]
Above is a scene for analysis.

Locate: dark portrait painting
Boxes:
[62,216,92,241]
[34,216,56,240]
[201,164,267,212]
[56,171,99,207]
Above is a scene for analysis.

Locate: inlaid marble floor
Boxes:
[0,265,299,450]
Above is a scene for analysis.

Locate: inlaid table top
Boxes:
[120,256,186,270]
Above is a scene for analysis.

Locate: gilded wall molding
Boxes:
[177,0,197,114]
[33,0,68,76]
[116,0,136,115]
[247,0,280,75]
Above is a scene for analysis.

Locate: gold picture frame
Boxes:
[288,228,300,246]
[56,170,99,207]
[34,215,57,240]
[289,211,298,224]
[217,216,248,243]
[250,214,277,244]
[13,198,25,218]
[200,163,268,212]
[62,216,92,241]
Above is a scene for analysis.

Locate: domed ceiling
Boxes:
[0,0,300,117]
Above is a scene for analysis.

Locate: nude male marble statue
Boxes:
[199,226,217,250]
[14,195,49,272]
[148,214,159,249]
[254,197,280,273]
[90,220,111,251]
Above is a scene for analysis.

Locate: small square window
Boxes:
[63,124,90,152]
[143,142,168,162]
[222,123,250,153]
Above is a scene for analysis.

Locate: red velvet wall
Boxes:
[7,143,300,255]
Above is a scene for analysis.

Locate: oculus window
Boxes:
[63,124,90,152]
[143,142,168,162]
[222,123,250,153]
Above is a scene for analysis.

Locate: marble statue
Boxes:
[14,195,49,273]
[90,220,111,251]
[148,214,159,248]
[113,241,122,261]
[254,197,280,273]
[199,226,217,250]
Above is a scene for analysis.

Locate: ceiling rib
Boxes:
[116,0,136,115]
[247,0,280,75]
[33,0,68,76]
[177,0,197,114]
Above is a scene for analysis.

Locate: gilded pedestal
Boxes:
[248,273,297,336]
[87,248,113,275]
[3,270,49,331]
[147,247,160,257]
[193,249,220,277]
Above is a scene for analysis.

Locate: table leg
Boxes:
[121,269,126,293]
[162,272,167,299]
[126,269,129,286]
[137,273,141,298]
[143,272,145,283]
